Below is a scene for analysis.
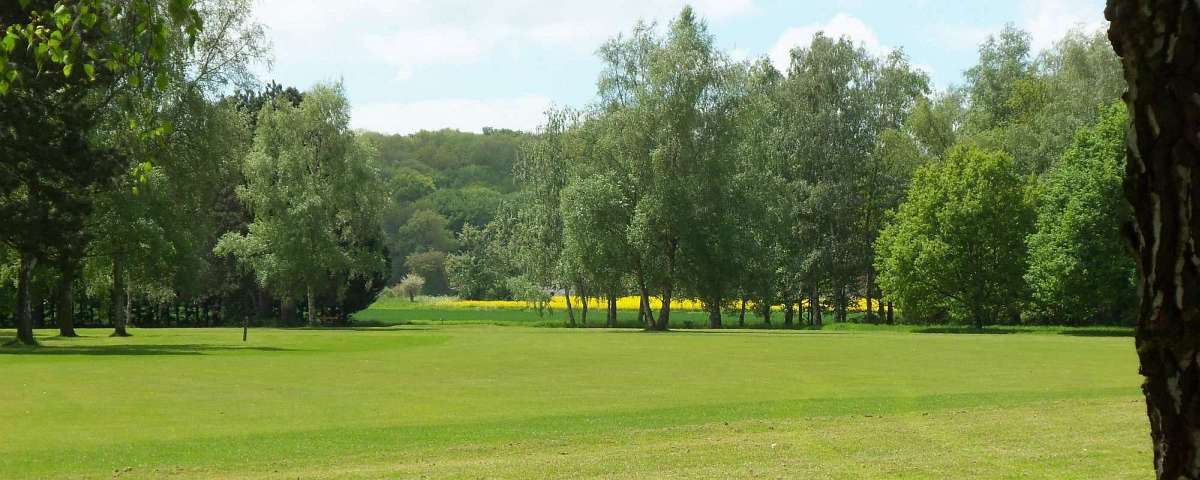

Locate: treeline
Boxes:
[441,8,1133,329]
[362,129,528,292]
[0,0,391,344]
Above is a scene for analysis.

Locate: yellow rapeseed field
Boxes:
[434,296,870,312]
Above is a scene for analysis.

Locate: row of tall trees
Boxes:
[480,8,1134,329]
[0,0,389,344]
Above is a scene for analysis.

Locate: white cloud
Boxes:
[932,24,996,52]
[768,13,884,73]
[1020,0,1107,52]
[351,95,554,135]
[256,0,755,82]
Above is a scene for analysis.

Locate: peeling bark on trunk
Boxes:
[110,256,130,337]
[1107,1,1200,477]
[14,252,37,345]
[56,269,77,337]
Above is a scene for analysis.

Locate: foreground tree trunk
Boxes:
[55,269,77,337]
[110,256,130,337]
[14,252,38,345]
[1107,2,1200,477]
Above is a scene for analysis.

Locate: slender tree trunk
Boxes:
[878,298,887,324]
[655,239,677,331]
[760,303,771,326]
[739,297,747,327]
[866,268,875,323]
[607,292,617,328]
[124,289,132,328]
[636,264,654,329]
[281,297,295,325]
[886,302,893,324]
[307,285,318,327]
[564,285,576,327]
[812,286,823,328]
[1108,2,1200,477]
[56,268,77,337]
[707,295,722,329]
[110,256,130,337]
[254,288,272,320]
[784,302,794,327]
[14,252,37,345]
[578,281,589,326]
[31,290,45,329]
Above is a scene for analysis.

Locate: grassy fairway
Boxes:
[0,326,1147,479]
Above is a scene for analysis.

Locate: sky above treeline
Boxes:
[252,0,1107,135]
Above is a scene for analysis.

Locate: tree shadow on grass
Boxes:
[299,325,441,332]
[911,327,1030,335]
[1058,328,1134,338]
[0,343,299,356]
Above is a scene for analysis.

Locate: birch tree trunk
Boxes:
[1107,1,1200,477]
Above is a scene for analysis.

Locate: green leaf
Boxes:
[62,63,72,78]
[82,13,98,28]
[129,52,142,66]
[0,80,8,95]
[2,33,15,54]
[83,62,94,80]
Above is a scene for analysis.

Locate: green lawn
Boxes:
[0,325,1148,479]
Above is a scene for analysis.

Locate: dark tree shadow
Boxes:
[0,343,299,356]
[299,325,440,332]
[911,327,1029,335]
[1058,328,1134,337]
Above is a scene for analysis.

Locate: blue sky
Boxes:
[252,0,1107,135]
